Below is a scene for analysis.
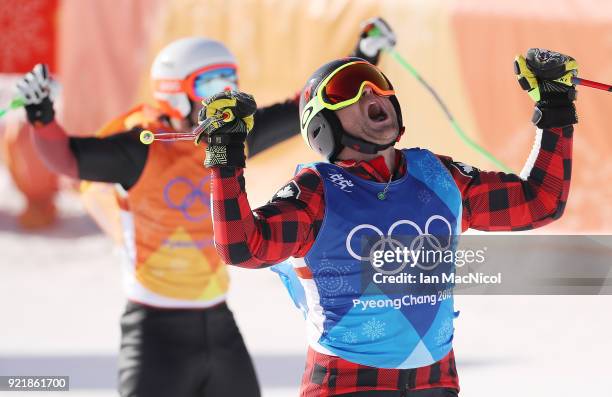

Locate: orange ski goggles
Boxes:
[153,63,238,101]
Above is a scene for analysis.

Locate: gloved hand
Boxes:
[352,17,396,65]
[15,64,57,126]
[514,48,578,128]
[194,90,257,168]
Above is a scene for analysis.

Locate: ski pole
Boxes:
[0,97,25,118]
[386,48,513,173]
[139,113,230,145]
[572,77,612,92]
[139,130,196,145]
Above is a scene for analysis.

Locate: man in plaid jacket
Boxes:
[195,48,577,396]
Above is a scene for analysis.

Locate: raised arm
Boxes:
[195,91,324,268]
[29,122,146,188]
[211,167,323,268]
[438,124,572,232]
[16,64,147,189]
[29,121,78,178]
[438,48,578,232]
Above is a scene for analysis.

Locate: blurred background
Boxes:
[1,0,611,396]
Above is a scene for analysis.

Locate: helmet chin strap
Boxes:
[340,132,397,155]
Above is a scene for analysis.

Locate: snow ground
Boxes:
[1,165,611,397]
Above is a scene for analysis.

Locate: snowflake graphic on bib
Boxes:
[362,318,386,341]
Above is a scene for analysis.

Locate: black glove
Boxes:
[15,64,56,126]
[514,48,578,128]
[351,17,396,65]
[194,90,257,168]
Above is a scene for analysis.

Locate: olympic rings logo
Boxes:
[163,176,211,222]
[345,215,453,274]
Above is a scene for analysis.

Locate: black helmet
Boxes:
[299,57,404,161]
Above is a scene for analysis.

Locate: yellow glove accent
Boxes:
[515,54,540,102]
[201,97,254,133]
[564,59,579,74]
[205,97,237,119]
[555,59,578,87]
[515,52,578,103]
[243,114,254,132]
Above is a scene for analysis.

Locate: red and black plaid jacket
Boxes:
[210,125,573,394]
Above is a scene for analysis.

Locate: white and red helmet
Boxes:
[151,37,238,119]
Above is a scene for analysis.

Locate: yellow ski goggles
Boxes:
[317,60,395,109]
[301,61,395,132]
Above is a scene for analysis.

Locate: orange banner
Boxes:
[0,0,58,73]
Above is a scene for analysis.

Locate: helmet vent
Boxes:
[312,126,321,139]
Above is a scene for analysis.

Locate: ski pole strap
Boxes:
[386,49,512,173]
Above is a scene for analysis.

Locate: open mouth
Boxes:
[367,102,388,123]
